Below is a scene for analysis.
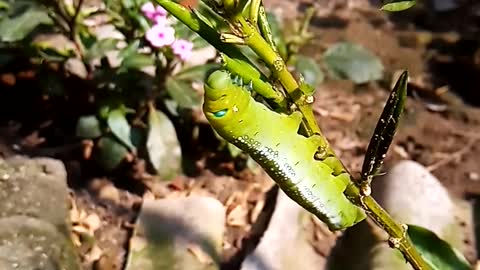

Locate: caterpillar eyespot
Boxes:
[213,109,228,118]
[203,70,366,230]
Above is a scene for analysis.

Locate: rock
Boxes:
[0,156,81,269]
[241,190,326,270]
[0,157,70,231]
[125,196,225,270]
[327,160,472,270]
[0,216,80,270]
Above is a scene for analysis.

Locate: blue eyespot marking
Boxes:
[213,109,228,118]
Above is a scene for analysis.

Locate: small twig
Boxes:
[70,0,85,40]
[426,138,477,172]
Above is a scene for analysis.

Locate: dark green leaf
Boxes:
[165,78,202,108]
[98,104,112,120]
[130,126,144,150]
[146,107,182,180]
[85,38,119,61]
[0,7,52,42]
[37,47,73,62]
[120,52,154,71]
[381,1,416,12]
[361,71,408,182]
[94,136,128,171]
[39,72,64,96]
[76,115,102,139]
[163,99,179,117]
[119,39,140,59]
[32,34,76,60]
[107,109,135,151]
[407,225,471,270]
[196,0,229,30]
[173,63,220,81]
[294,55,324,89]
[0,53,14,68]
[121,0,135,9]
[323,42,384,84]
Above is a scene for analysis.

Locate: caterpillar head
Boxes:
[203,70,251,132]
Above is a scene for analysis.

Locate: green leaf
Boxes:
[118,39,140,59]
[121,0,135,9]
[173,63,220,81]
[146,107,182,180]
[85,38,119,61]
[0,0,9,10]
[39,72,64,96]
[107,109,135,151]
[361,71,408,182]
[294,55,324,89]
[94,136,128,171]
[407,225,471,270]
[76,115,102,139]
[323,42,384,84]
[120,52,154,71]
[130,126,144,150]
[0,7,52,42]
[196,0,229,30]
[165,78,202,109]
[381,1,416,12]
[0,53,14,68]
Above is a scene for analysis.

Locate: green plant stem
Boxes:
[155,0,286,107]
[345,183,430,270]
[70,0,84,39]
[231,10,431,270]
[157,0,431,268]
[231,15,318,135]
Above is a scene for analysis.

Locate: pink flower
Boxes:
[141,2,167,23]
[146,24,175,48]
[172,39,193,61]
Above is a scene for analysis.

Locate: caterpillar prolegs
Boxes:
[203,70,365,230]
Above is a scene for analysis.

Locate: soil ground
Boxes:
[1,0,480,269]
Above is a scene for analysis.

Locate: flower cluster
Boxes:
[141,2,193,61]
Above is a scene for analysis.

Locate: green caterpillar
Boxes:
[203,70,365,230]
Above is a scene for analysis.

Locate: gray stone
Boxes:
[327,160,471,270]
[0,216,80,270]
[0,157,69,231]
[241,190,325,270]
[0,157,81,269]
[125,196,225,270]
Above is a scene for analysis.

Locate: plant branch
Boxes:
[345,183,430,269]
[155,0,287,108]
[229,7,431,270]
[157,0,432,268]
[70,0,84,40]
[230,15,319,135]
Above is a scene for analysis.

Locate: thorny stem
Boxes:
[157,0,431,269]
